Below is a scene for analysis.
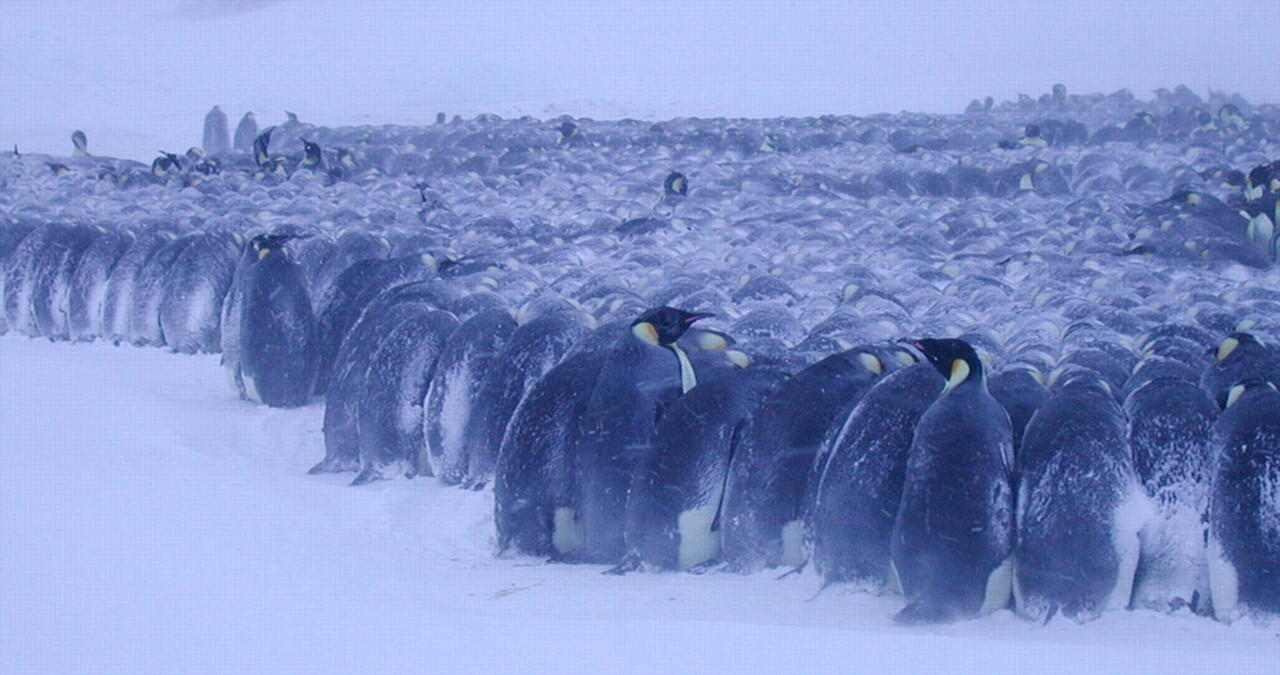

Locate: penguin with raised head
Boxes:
[1015,368,1149,623]
[1126,374,1218,614]
[576,307,711,564]
[1200,333,1280,406]
[203,106,230,155]
[807,361,943,589]
[720,345,901,573]
[71,130,88,157]
[624,366,784,572]
[233,111,258,152]
[890,338,1014,624]
[238,234,316,408]
[1207,379,1280,622]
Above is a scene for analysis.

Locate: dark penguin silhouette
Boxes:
[203,105,231,155]
[575,307,711,563]
[891,338,1014,624]
[238,234,317,408]
[1208,380,1280,622]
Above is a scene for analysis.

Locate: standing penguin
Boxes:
[1015,368,1149,623]
[494,323,625,558]
[720,346,897,573]
[233,112,258,152]
[71,130,88,156]
[458,302,593,488]
[203,105,231,155]
[624,366,784,572]
[352,306,458,485]
[1207,380,1280,622]
[1126,375,1218,614]
[575,307,710,564]
[422,308,517,482]
[238,234,317,408]
[890,338,1015,624]
[808,363,943,590]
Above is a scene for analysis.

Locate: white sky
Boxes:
[2,0,1277,159]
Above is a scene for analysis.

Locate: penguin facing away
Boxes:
[890,338,1015,625]
[1207,379,1280,623]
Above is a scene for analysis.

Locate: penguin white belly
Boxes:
[552,507,584,554]
[1207,535,1240,623]
[242,370,262,404]
[677,500,720,570]
[1109,484,1155,610]
[779,519,805,568]
[980,557,1014,615]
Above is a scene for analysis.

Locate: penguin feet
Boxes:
[603,554,642,576]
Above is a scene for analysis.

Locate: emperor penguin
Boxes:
[1207,379,1280,622]
[890,338,1015,624]
[238,234,317,408]
[1016,367,1150,623]
[203,105,231,155]
[575,307,711,564]
[1200,333,1280,407]
[71,130,88,156]
[233,111,258,152]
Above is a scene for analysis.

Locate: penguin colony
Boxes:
[3,85,1279,625]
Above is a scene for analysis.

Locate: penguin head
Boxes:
[1023,124,1041,139]
[249,233,298,260]
[558,121,578,140]
[1051,83,1066,101]
[301,138,323,167]
[46,162,70,176]
[664,171,688,198]
[1248,164,1271,192]
[1212,332,1262,361]
[436,112,446,124]
[1222,378,1277,409]
[910,338,983,391]
[71,130,87,155]
[631,307,711,346]
[253,128,274,166]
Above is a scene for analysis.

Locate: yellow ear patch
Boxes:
[726,350,751,368]
[257,246,270,260]
[895,350,917,366]
[696,332,729,351]
[945,358,970,391]
[1186,192,1201,205]
[632,322,660,345]
[420,253,439,272]
[1225,384,1246,409]
[857,352,883,376]
[1217,337,1240,361]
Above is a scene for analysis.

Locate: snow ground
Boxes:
[1,335,1276,674]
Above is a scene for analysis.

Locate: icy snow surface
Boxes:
[2,336,1277,673]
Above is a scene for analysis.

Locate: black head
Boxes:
[559,121,578,139]
[1220,377,1277,410]
[909,338,983,391]
[71,130,87,152]
[1248,164,1272,189]
[631,307,711,345]
[302,138,323,165]
[436,112,446,124]
[1052,83,1066,99]
[249,232,297,259]
[253,128,274,165]
[1196,110,1213,125]
[1211,332,1262,362]
[1023,124,1041,138]
[664,171,688,197]
[1219,104,1241,118]
[1225,170,1246,187]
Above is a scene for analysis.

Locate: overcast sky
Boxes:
[2,0,1277,159]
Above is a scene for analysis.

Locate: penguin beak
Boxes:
[682,313,713,325]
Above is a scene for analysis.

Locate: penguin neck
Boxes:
[666,343,698,394]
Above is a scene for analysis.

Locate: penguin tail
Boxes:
[306,455,356,476]
[776,559,808,580]
[893,600,959,625]
[349,467,385,487]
